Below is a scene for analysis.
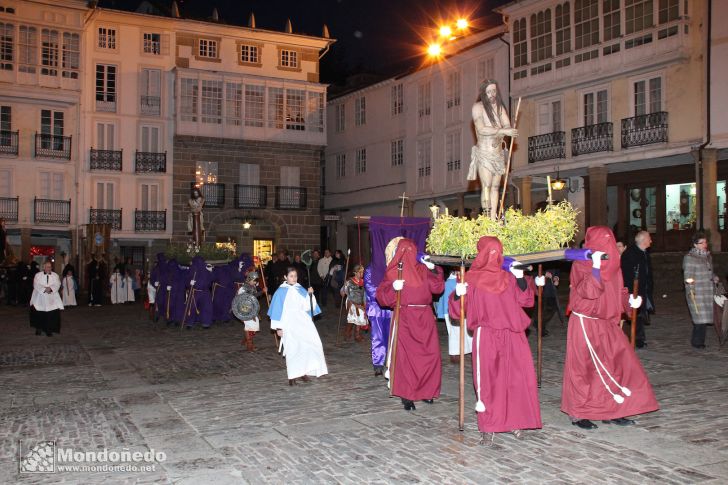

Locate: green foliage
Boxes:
[164,243,235,265]
[426,201,579,258]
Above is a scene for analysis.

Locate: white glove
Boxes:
[629,294,643,309]
[393,279,405,291]
[455,282,467,296]
[154,281,160,286]
[166,285,171,291]
[535,275,546,287]
[714,295,727,308]
[190,279,196,286]
[420,255,435,270]
[591,251,605,269]
[509,262,524,279]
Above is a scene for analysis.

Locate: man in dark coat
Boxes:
[620,230,653,349]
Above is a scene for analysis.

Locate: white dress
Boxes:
[30,272,64,311]
[269,282,328,380]
[61,275,77,306]
[110,273,126,304]
[123,275,135,302]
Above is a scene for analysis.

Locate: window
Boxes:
[244,84,264,127]
[280,49,298,68]
[335,154,346,179]
[95,122,115,150]
[98,27,116,49]
[140,125,160,152]
[18,25,36,73]
[225,82,242,126]
[391,84,403,116]
[286,89,305,131]
[240,44,259,63]
[239,163,260,185]
[555,3,571,56]
[355,96,366,126]
[633,76,662,115]
[140,68,161,115]
[196,161,218,186]
[0,169,11,197]
[143,33,161,54]
[0,22,13,71]
[41,29,59,76]
[658,0,679,23]
[537,99,562,134]
[513,18,528,68]
[530,10,553,63]
[626,0,654,35]
[280,166,300,186]
[477,57,495,81]
[201,80,222,124]
[40,110,64,150]
[417,82,431,117]
[575,0,599,50]
[604,0,621,41]
[39,171,64,200]
[95,64,117,111]
[307,92,324,133]
[1,105,10,131]
[96,182,115,209]
[181,79,198,122]
[445,71,461,109]
[583,89,609,125]
[355,148,367,175]
[665,182,695,231]
[198,39,217,58]
[61,32,79,79]
[335,104,345,132]
[267,86,283,129]
[417,138,431,178]
[391,139,404,167]
[446,131,461,173]
[140,183,159,211]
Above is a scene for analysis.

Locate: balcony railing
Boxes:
[134,209,166,232]
[0,196,19,222]
[528,131,566,164]
[89,208,122,230]
[191,183,225,208]
[621,112,668,148]
[140,95,161,116]
[135,151,166,173]
[90,148,123,171]
[35,133,72,160]
[571,122,613,156]
[275,186,307,210]
[235,184,267,209]
[0,130,19,156]
[34,197,71,224]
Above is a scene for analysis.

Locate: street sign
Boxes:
[322,215,340,221]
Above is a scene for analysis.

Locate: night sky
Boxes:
[103,0,510,84]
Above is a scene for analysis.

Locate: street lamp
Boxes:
[550,165,567,191]
[456,18,469,30]
[427,43,442,57]
[439,25,452,38]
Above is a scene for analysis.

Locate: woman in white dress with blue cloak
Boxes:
[268,266,328,385]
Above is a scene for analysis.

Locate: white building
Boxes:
[709,0,727,251]
[324,26,509,252]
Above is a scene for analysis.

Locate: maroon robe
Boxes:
[376,239,444,401]
[449,237,542,433]
[562,226,659,420]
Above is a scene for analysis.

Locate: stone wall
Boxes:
[172,135,323,256]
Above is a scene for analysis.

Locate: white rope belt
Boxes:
[572,311,632,404]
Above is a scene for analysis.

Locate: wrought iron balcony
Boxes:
[135,151,166,173]
[35,133,72,160]
[89,208,122,230]
[621,112,668,148]
[90,148,123,171]
[235,184,267,209]
[275,186,307,210]
[34,198,71,224]
[571,122,613,156]
[0,196,19,222]
[134,209,166,232]
[528,132,566,164]
[0,130,19,156]
[191,183,225,208]
[140,95,161,116]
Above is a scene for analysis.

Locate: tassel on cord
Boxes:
[475,327,486,413]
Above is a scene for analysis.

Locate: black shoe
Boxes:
[602,417,636,426]
[45,332,53,337]
[572,419,597,430]
[35,329,42,336]
[692,344,706,349]
[402,399,416,411]
[422,399,434,404]
[374,370,383,377]
[636,341,646,349]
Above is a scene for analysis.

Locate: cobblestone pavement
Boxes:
[1,292,727,484]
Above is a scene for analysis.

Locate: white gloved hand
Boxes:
[419,255,435,270]
[166,285,171,291]
[190,279,196,286]
[629,294,643,309]
[714,295,727,308]
[393,279,405,291]
[455,282,468,296]
[509,262,524,279]
[591,251,605,269]
[535,275,546,287]
[154,281,160,286]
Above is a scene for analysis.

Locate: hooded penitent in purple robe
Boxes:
[212,264,234,322]
[364,266,391,371]
[168,260,188,323]
[184,256,213,327]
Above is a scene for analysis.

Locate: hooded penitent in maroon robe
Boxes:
[449,237,542,433]
[376,238,444,401]
[562,226,659,420]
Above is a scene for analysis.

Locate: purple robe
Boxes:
[365,266,391,370]
[169,261,189,323]
[185,256,213,327]
[151,254,167,319]
[211,265,235,322]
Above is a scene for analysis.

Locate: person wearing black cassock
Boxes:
[620,230,653,349]
[30,261,63,336]
[87,255,104,306]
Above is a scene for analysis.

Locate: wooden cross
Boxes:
[398,192,409,218]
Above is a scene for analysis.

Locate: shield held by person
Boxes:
[232,292,260,321]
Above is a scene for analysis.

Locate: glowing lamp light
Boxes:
[242,221,252,230]
[439,25,452,37]
[550,178,567,191]
[427,43,442,57]
[456,18,469,29]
